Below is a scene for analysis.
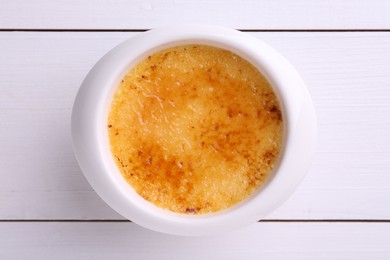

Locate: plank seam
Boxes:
[0,219,388,223]
[0,29,390,32]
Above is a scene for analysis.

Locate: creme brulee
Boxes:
[108,45,283,214]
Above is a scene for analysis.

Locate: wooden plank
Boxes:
[1,32,390,220]
[1,0,390,30]
[0,222,389,259]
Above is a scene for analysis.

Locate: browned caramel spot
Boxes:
[108,45,283,214]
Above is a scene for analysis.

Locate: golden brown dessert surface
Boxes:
[108,45,282,214]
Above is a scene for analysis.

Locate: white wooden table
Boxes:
[1,1,390,259]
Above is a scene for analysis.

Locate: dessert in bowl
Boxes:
[71,25,316,236]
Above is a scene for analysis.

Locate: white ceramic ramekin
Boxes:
[71,25,316,236]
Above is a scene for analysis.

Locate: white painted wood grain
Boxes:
[1,32,390,220]
[0,222,389,259]
[1,0,390,30]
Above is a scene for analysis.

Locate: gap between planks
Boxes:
[0,219,389,223]
[0,29,390,32]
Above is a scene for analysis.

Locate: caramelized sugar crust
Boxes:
[108,45,283,214]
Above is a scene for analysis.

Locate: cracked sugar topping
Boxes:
[108,44,283,214]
